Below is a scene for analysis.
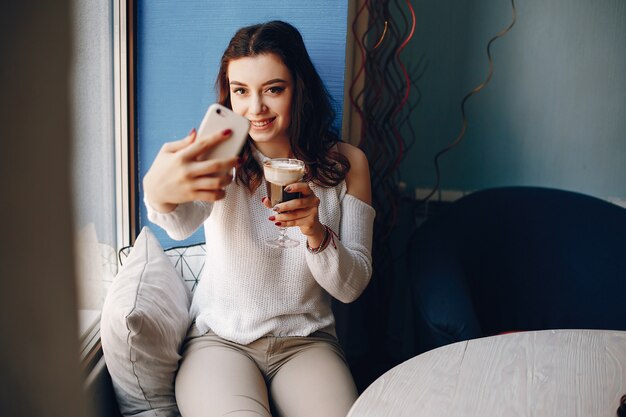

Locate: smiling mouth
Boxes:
[250,118,275,128]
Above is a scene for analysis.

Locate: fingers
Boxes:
[264,182,320,230]
[260,179,323,235]
[270,198,317,219]
[179,128,232,161]
[191,189,226,202]
[188,174,231,200]
[262,182,313,212]
[188,156,239,177]
[284,182,313,196]
[192,174,233,191]
[271,188,319,213]
[269,207,316,226]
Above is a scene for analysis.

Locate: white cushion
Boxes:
[119,242,206,293]
[101,227,191,417]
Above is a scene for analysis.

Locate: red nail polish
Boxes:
[275,222,282,226]
[269,216,275,221]
[222,129,232,136]
[262,197,266,203]
[189,128,196,136]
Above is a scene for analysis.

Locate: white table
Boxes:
[348,330,626,417]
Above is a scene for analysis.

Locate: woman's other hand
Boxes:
[262,183,326,248]
[143,128,239,213]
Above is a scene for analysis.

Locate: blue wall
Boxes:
[398,0,626,201]
[136,1,348,247]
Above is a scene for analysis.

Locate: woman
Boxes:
[143,21,374,417]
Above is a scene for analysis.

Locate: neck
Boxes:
[252,141,293,159]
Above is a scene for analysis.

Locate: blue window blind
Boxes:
[136,0,348,247]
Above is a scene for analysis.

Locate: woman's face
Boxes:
[227,53,293,147]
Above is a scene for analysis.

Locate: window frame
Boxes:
[114,0,136,250]
[80,0,135,370]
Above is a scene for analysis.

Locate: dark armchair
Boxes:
[409,186,626,354]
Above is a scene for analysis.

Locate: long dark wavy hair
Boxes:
[216,20,350,192]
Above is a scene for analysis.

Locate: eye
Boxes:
[232,87,247,95]
[266,86,285,95]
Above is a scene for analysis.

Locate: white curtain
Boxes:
[69,0,117,312]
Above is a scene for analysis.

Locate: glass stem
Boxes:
[278,227,288,241]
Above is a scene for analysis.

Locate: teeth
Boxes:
[251,119,273,127]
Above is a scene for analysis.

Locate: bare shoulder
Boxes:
[337,142,368,168]
[337,142,372,204]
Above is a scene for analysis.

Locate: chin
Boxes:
[248,133,271,143]
[249,131,285,144]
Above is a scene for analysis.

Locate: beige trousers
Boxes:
[175,325,358,417]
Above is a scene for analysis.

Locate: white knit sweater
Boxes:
[146,149,375,344]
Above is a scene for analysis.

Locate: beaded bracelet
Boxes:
[306,225,338,254]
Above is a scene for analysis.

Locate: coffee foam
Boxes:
[264,162,304,186]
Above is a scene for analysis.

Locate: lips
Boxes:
[249,117,276,129]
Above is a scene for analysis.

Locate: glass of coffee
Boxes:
[263,158,306,248]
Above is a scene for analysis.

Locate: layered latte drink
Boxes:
[263,158,305,206]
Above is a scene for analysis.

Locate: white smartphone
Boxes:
[196,103,249,160]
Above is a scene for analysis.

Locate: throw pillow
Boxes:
[101,227,192,417]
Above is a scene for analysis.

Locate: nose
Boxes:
[250,94,267,115]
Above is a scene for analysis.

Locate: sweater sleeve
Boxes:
[305,193,375,303]
[144,194,213,241]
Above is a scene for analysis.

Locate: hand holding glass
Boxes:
[263,158,305,248]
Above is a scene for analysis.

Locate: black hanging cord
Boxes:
[420,0,517,205]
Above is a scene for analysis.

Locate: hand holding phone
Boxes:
[196,103,249,161]
[143,104,248,211]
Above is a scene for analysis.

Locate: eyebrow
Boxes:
[229,78,288,87]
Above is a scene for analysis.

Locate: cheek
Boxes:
[229,97,246,116]
[280,110,291,126]
[277,97,293,121]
